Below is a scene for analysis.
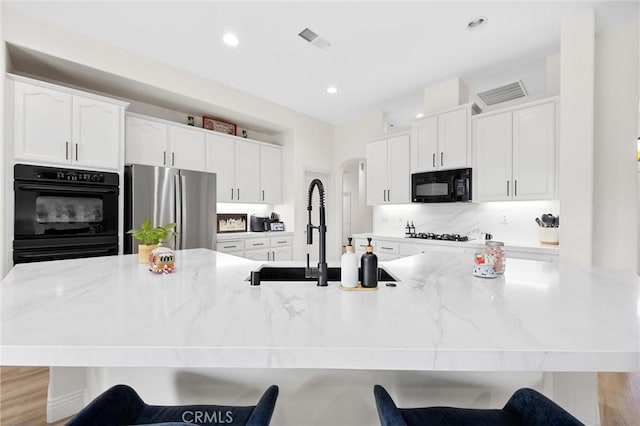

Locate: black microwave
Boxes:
[411,168,472,203]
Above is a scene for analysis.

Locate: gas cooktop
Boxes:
[406,233,470,242]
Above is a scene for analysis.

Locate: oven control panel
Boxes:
[37,170,105,182]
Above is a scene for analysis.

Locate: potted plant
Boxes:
[127,220,177,263]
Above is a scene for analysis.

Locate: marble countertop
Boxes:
[1,249,637,371]
[352,233,560,255]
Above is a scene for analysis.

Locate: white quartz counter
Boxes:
[1,249,637,372]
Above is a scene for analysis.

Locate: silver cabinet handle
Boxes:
[262,190,265,201]
[163,151,167,165]
[514,180,518,196]
[222,245,239,249]
[65,142,69,160]
[75,143,79,161]
[507,181,510,196]
[237,188,240,200]
[381,246,393,250]
[272,251,275,261]
[383,190,387,202]
[387,189,390,201]
[440,152,443,166]
[171,152,175,166]
[432,153,435,168]
[252,243,265,246]
[231,188,234,200]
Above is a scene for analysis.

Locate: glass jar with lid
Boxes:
[485,241,505,274]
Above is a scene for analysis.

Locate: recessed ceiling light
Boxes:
[466,17,487,31]
[416,113,424,118]
[326,86,338,94]
[223,33,239,47]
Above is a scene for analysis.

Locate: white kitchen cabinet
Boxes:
[206,134,261,203]
[127,113,207,172]
[169,126,206,171]
[366,133,410,205]
[474,99,557,201]
[260,144,282,203]
[11,77,125,170]
[411,104,474,173]
[216,233,293,261]
[125,115,168,166]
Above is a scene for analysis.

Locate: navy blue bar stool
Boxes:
[373,385,584,426]
[66,384,278,426]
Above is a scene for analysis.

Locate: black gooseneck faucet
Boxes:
[305,179,328,286]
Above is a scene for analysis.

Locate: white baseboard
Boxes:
[46,389,85,424]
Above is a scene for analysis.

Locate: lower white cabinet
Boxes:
[217,233,293,261]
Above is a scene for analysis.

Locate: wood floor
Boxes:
[1,367,639,425]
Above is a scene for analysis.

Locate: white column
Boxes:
[559,9,595,267]
[592,19,639,271]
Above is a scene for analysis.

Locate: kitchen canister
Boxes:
[539,227,559,245]
[149,244,176,274]
[474,241,505,278]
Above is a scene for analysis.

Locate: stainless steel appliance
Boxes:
[124,164,216,254]
[13,164,119,264]
[411,168,471,203]
[250,215,271,232]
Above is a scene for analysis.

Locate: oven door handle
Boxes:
[16,184,118,194]
[14,247,116,262]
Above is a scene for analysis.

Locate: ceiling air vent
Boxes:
[298,27,331,50]
[476,81,527,106]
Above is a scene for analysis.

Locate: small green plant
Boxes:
[127,220,177,246]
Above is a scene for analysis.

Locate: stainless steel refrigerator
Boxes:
[124,164,217,254]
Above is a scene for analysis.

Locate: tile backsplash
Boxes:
[373,200,560,244]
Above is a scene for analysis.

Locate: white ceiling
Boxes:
[4,1,638,129]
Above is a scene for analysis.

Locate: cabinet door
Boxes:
[206,133,236,202]
[272,247,292,261]
[260,145,282,204]
[474,112,513,201]
[235,140,261,203]
[169,126,206,172]
[126,116,168,167]
[13,81,72,164]
[73,96,121,170]
[244,248,271,261]
[438,108,468,170]
[512,102,556,200]
[411,116,438,172]
[387,134,410,204]
[366,140,389,205]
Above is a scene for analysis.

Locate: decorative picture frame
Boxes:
[203,116,237,136]
[217,213,247,233]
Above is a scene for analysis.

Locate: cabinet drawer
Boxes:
[400,243,427,256]
[245,237,270,250]
[354,238,368,253]
[217,240,243,253]
[270,235,293,247]
[376,241,399,254]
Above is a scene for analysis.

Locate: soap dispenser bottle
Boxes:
[341,238,358,288]
[361,237,378,288]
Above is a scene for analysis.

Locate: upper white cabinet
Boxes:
[366,133,410,205]
[411,104,475,173]
[10,76,125,170]
[169,126,206,171]
[206,133,263,203]
[474,99,557,201]
[126,113,206,172]
[260,144,282,204]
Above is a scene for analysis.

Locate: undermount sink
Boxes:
[247,266,397,286]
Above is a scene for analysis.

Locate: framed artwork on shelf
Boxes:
[203,116,237,136]
[217,213,247,233]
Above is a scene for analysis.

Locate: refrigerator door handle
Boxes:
[180,174,187,250]
[174,174,182,250]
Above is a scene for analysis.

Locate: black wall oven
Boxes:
[13,164,119,264]
[411,168,472,203]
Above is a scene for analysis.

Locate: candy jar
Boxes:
[485,241,505,274]
[148,244,176,274]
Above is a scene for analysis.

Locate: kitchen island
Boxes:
[2,249,638,424]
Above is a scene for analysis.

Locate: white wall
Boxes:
[592,19,639,271]
[0,3,6,278]
[559,9,595,267]
[2,8,334,263]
